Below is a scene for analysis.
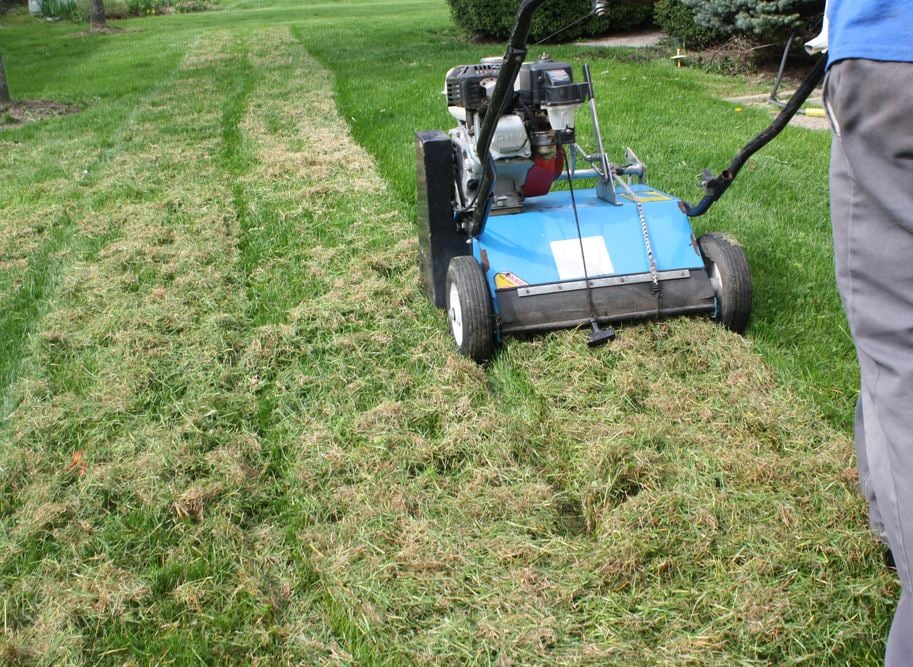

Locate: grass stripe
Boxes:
[0,41,193,421]
[230,30,409,663]
[0,214,75,410]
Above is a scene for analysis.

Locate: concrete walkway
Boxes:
[725,90,829,131]
[577,30,665,48]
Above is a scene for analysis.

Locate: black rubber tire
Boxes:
[445,256,494,363]
[698,232,752,334]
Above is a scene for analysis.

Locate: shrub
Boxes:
[126,0,160,14]
[174,0,214,13]
[39,0,81,20]
[37,0,212,20]
[447,0,654,43]
[653,0,721,47]
[681,0,824,42]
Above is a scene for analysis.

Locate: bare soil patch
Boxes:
[0,99,79,126]
[70,25,127,36]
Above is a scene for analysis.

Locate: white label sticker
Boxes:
[550,236,615,281]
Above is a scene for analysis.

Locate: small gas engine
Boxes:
[445,56,589,213]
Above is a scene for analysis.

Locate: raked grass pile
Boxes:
[0,0,894,663]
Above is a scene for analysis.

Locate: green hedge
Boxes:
[446,0,654,43]
[653,0,721,47]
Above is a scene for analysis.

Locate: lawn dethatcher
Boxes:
[416,0,753,362]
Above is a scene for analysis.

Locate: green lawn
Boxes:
[0,0,891,664]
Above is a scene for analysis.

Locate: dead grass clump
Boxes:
[173,482,223,521]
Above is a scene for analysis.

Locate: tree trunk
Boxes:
[89,0,107,31]
[0,54,11,107]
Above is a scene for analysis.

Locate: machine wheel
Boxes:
[446,256,494,363]
[698,232,752,334]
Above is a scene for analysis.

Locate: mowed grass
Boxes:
[0,0,892,664]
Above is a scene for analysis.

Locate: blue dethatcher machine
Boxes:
[416,0,755,362]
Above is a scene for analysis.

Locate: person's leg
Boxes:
[854,394,887,540]
[827,66,887,546]
[828,58,913,662]
[886,592,913,665]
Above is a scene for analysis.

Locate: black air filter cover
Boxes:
[445,62,503,111]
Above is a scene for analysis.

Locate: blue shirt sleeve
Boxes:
[828,0,913,64]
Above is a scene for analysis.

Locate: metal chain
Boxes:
[613,175,661,298]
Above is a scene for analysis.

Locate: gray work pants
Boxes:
[827,58,913,665]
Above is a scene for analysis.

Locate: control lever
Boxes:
[582,63,615,205]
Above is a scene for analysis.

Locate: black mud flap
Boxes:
[496,270,715,334]
[416,130,469,308]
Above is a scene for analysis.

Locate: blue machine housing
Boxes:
[475,183,716,335]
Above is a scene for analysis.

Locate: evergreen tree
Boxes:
[681,0,824,41]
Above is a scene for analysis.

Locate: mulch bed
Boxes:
[0,99,80,126]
